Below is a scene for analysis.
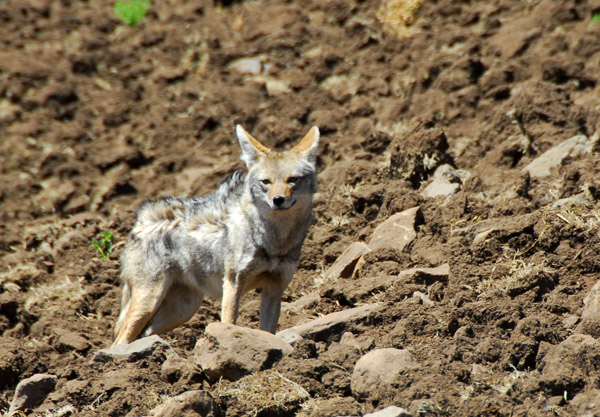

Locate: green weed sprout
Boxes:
[591,12,600,26]
[114,0,151,27]
[92,231,114,260]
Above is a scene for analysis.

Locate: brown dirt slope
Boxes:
[1,0,599,415]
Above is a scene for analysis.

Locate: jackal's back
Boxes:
[131,170,246,238]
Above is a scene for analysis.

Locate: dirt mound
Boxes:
[1,0,599,415]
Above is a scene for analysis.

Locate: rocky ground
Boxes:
[1,0,600,415]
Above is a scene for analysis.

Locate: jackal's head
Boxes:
[236,125,319,212]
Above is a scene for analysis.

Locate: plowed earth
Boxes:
[1,0,600,416]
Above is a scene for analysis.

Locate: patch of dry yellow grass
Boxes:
[216,370,309,415]
[376,0,425,37]
[25,275,87,313]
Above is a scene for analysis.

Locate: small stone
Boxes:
[263,77,291,95]
[340,332,361,351]
[277,303,383,345]
[412,291,434,306]
[421,164,470,199]
[281,293,321,315]
[562,314,579,330]
[522,135,590,179]
[150,390,221,417]
[323,242,371,280]
[9,373,57,413]
[364,405,413,417]
[351,348,421,400]
[91,335,177,364]
[551,193,592,209]
[194,323,293,381]
[368,207,423,252]
[398,264,450,285]
[153,67,188,82]
[471,364,493,383]
[227,56,264,75]
[471,229,494,246]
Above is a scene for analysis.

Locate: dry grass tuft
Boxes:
[310,261,329,291]
[25,275,87,313]
[550,202,600,233]
[0,264,42,293]
[477,249,553,299]
[329,214,350,228]
[376,0,426,37]
[331,182,363,210]
[216,370,309,415]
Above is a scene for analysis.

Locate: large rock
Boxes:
[575,280,600,338]
[522,134,590,179]
[277,303,383,344]
[194,322,293,380]
[9,373,57,413]
[368,207,423,252]
[351,348,421,400]
[150,390,221,417]
[323,242,371,280]
[91,335,177,364]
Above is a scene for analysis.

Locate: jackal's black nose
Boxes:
[273,196,285,207]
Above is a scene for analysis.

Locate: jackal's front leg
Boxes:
[221,268,243,325]
[259,285,285,334]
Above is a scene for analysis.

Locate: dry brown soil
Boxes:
[1,0,600,415]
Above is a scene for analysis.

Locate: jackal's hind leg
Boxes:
[113,282,132,341]
[112,284,168,346]
[140,283,203,337]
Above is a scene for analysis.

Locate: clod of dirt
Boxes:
[149,390,221,417]
[576,280,600,338]
[538,334,600,397]
[387,121,453,188]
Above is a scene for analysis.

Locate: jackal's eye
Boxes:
[260,179,271,185]
[287,176,299,184]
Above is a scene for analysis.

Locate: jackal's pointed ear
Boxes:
[236,125,271,168]
[292,126,320,164]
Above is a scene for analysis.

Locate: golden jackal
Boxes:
[113,125,319,345]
